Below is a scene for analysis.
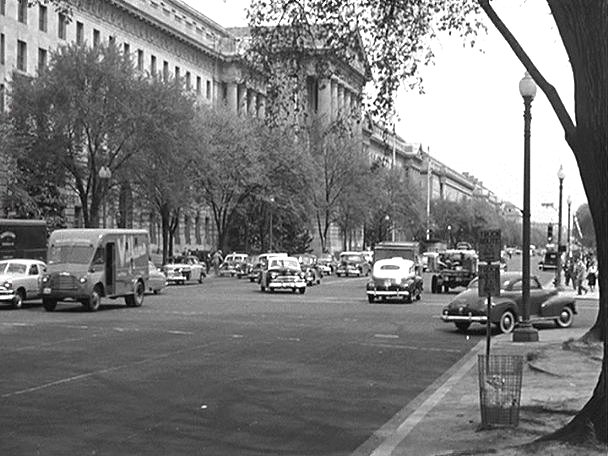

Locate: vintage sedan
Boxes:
[147,261,167,294]
[218,253,249,278]
[366,257,423,304]
[0,259,46,308]
[317,253,337,276]
[163,255,206,285]
[296,253,322,286]
[336,252,370,277]
[440,271,577,333]
[260,256,306,294]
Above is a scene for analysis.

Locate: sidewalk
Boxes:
[361,328,604,456]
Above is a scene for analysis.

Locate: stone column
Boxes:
[238,84,248,115]
[337,84,344,119]
[330,80,338,121]
[226,82,238,113]
[344,90,352,117]
[248,91,257,116]
[317,78,331,124]
[257,95,266,119]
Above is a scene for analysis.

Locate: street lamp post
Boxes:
[513,72,539,343]
[98,166,112,228]
[447,225,452,249]
[555,165,565,287]
[567,195,572,252]
[269,196,275,252]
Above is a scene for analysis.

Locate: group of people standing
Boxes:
[564,254,598,295]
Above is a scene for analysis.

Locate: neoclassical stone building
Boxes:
[0,0,488,254]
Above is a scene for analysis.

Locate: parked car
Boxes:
[163,255,206,285]
[440,271,577,333]
[295,253,322,286]
[336,252,370,277]
[317,253,337,276]
[0,259,46,308]
[259,256,306,294]
[218,253,249,278]
[148,261,167,294]
[366,257,423,304]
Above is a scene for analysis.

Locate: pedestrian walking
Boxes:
[564,258,574,288]
[574,258,587,295]
[587,262,597,292]
[212,249,223,275]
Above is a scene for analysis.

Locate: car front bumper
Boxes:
[366,290,410,298]
[0,289,18,301]
[441,314,488,324]
[268,279,306,290]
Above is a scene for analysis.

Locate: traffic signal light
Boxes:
[547,224,553,242]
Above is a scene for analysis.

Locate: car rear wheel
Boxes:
[42,298,57,312]
[368,296,374,303]
[455,322,471,332]
[555,306,574,328]
[125,281,145,307]
[498,310,516,334]
[298,288,305,294]
[12,289,25,309]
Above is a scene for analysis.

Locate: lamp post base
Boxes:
[512,322,539,342]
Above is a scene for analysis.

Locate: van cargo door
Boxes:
[105,242,116,296]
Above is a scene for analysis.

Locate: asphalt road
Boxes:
[0,262,597,456]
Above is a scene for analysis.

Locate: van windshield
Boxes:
[48,244,94,265]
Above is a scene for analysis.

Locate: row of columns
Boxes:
[318,77,359,123]
[225,82,266,118]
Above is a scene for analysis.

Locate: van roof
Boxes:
[49,229,149,244]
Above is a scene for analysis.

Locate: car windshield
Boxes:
[341,255,362,262]
[48,244,94,265]
[269,259,300,269]
[380,265,400,270]
[0,262,27,275]
[467,277,513,289]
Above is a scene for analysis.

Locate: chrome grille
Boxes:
[51,274,77,290]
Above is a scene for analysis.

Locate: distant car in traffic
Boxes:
[336,252,370,277]
[164,255,206,285]
[260,256,306,294]
[440,271,576,333]
[148,261,167,294]
[0,259,46,308]
[366,257,423,304]
[295,253,322,286]
[249,253,288,283]
[317,253,337,276]
[218,253,249,278]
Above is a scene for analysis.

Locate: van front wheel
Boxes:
[125,281,145,307]
[86,288,102,312]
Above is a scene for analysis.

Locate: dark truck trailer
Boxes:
[0,219,47,261]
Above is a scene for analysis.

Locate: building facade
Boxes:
[1,0,495,255]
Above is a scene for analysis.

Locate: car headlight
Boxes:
[79,276,87,284]
[41,275,50,283]
[3,281,12,289]
[269,272,278,280]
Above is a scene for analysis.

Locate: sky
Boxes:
[182,0,587,224]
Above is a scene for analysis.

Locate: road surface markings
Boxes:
[166,330,193,335]
[1,340,225,399]
[352,339,484,456]
[374,334,399,339]
[361,342,463,354]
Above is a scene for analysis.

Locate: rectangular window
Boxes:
[184,215,191,245]
[0,0,5,16]
[185,71,191,90]
[163,61,169,82]
[206,80,211,99]
[174,66,180,80]
[39,5,47,32]
[38,48,47,73]
[0,34,4,65]
[76,21,84,44]
[123,42,130,56]
[93,29,100,47]
[150,55,157,76]
[0,84,4,112]
[108,35,115,46]
[17,40,27,72]
[18,0,27,24]
[196,76,201,95]
[58,13,67,40]
[137,49,144,72]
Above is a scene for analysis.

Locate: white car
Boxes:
[163,255,206,285]
[148,261,167,294]
[0,259,46,308]
[366,257,423,303]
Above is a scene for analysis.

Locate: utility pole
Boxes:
[426,148,432,241]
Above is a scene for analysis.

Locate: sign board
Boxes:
[478,263,501,297]
[478,229,501,262]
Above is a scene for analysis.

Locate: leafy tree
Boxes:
[9,43,149,227]
[246,1,607,443]
[129,77,198,265]
[192,107,266,251]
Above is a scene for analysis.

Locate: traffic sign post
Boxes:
[478,230,502,370]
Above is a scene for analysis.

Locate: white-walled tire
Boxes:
[498,310,516,334]
[555,306,574,328]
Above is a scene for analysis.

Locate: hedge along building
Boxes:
[0,0,482,254]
